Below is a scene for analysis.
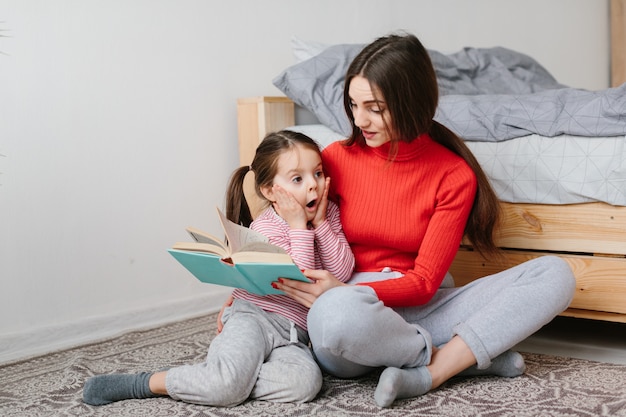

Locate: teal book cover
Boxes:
[168,249,309,296]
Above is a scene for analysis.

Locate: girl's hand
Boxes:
[216,294,234,334]
[272,184,308,229]
[274,269,346,308]
[311,177,330,228]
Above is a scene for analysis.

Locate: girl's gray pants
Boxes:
[166,299,322,406]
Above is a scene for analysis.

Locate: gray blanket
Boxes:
[430,47,567,96]
[273,43,626,140]
[431,47,626,141]
[436,84,626,141]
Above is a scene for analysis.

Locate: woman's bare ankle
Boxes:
[427,336,476,389]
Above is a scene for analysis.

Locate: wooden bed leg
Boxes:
[611,0,626,87]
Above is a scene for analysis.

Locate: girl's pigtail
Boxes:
[225,166,254,227]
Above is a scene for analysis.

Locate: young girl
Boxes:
[82,130,354,407]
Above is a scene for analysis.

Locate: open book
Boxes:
[168,207,309,296]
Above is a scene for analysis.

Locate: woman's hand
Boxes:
[275,268,347,308]
[216,294,234,334]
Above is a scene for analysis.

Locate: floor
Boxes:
[514,316,626,365]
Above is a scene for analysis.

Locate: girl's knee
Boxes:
[167,370,250,407]
[288,363,323,403]
[253,356,322,403]
[212,381,250,406]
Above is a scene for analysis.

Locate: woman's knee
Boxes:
[307,286,379,348]
[538,255,575,288]
[552,256,576,301]
[531,255,577,308]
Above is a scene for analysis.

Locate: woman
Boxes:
[273,33,576,408]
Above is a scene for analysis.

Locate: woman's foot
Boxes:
[458,350,526,377]
[374,366,432,408]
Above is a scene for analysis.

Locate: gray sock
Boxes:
[82,372,158,405]
[374,366,432,408]
[458,350,526,378]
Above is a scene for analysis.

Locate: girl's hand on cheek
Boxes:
[272,185,307,229]
[311,177,330,228]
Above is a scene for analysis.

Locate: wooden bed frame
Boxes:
[235,1,626,323]
[236,97,626,324]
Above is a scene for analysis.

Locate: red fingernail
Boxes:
[278,278,284,283]
[271,282,278,289]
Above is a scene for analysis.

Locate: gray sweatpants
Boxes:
[308,256,576,378]
[165,299,322,406]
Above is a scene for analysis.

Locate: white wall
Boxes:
[0,0,609,363]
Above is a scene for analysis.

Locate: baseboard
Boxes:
[514,316,626,365]
[515,336,626,365]
[0,292,227,364]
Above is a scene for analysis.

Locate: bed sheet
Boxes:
[288,124,626,206]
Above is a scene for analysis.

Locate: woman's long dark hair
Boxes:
[343,33,501,258]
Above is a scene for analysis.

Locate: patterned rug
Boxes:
[2,313,626,417]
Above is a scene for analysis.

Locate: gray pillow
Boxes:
[272,43,364,136]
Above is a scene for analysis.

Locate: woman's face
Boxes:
[348,75,391,147]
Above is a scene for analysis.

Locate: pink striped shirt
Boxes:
[232,200,354,330]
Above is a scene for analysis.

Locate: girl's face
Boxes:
[266,144,325,222]
[348,75,391,147]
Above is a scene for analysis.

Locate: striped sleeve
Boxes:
[313,201,355,282]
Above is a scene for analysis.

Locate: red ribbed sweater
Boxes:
[322,134,477,307]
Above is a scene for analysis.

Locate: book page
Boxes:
[186,227,227,249]
[230,250,294,264]
[216,207,268,253]
[171,241,228,258]
[238,241,287,254]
